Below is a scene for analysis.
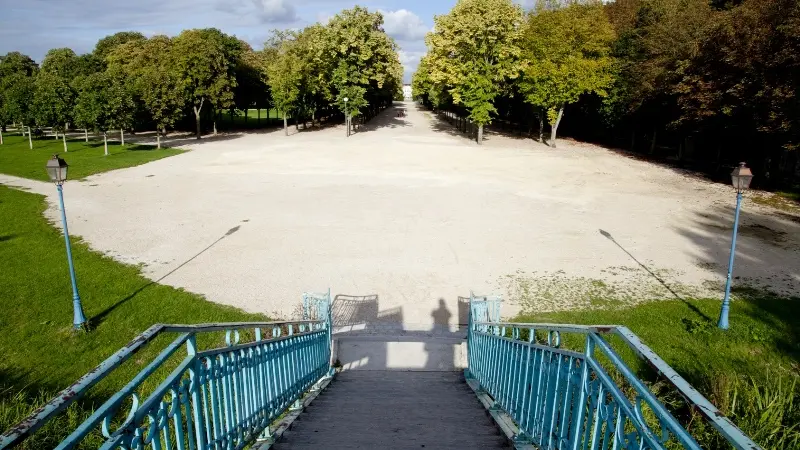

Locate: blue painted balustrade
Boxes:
[0,292,333,450]
[466,294,761,450]
[0,290,761,449]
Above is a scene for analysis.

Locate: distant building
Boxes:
[402,84,413,101]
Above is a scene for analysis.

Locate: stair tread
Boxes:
[277,371,506,449]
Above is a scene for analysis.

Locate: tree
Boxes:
[292,25,333,128]
[73,72,135,155]
[425,0,524,144]
[266,36,302,136]
[324,7,404,125]
[32,72,74,151]
[172,29,237,139]
[107,35,186,148]
[0,52,37,78]
[234,47,271,128]
[675,0,800,184]
[0,73,34,140]
[40,48,78,79]
[0,53,37,140]
[519,1,616,147]
[93,31,146,61]
[0,90,6,144]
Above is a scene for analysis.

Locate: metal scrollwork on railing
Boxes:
[0,290,334,450]
[466,295,761,450]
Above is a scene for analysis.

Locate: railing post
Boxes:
[569,334,594,450]
[186,334,208,450]
[326,288,334,376]
[466,293,473,379]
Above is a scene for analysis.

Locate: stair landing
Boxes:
[272,371,508,449]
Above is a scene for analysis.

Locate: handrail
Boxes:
[467,295,761,450]
[0,292,334,449]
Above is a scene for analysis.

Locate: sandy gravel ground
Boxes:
[3,102,799,329]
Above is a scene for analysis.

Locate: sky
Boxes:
[0,0,459,83]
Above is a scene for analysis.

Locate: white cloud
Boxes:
[251,0,298,23]
[398,50,426,82]
[381,9,428,42]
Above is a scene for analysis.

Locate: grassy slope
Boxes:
[0,185,267,444]
[515,293,799,382]
[0,134,183,181]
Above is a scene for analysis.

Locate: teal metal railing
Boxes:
[465,294,760,450]
[0,291,333,449]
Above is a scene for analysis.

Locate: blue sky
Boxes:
[0,0,459,82]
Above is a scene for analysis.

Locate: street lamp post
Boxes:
[718,162,754,330]
[46,155,87,331]
[344,97,349,137]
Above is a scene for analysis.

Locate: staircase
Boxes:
[0,291,761,450]
[271,372,507,449]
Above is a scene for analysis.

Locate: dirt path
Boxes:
[6,102,799,329]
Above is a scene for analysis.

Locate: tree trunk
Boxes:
[157,132,161,149]
[477,124,484,144]
[28,127,32,149]
[0,128,3,145]
[538,110,544,143]
[103,132,108,155]
[84,128,88,142]
[213,120,217,135]
[121,129,125,146]
[549,106,564,148]
[649,129,657,155]
[62,132,67,152]
[312,110,316,127]
[193,100,203,139]
[283,113,288,136]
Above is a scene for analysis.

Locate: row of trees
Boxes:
[413,0,615,147]
[0,6,403,151]
[264,7,403,136]
[414,0,800,189]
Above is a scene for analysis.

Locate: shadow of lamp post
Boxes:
[718,162,754,330]
[46,154,87,331]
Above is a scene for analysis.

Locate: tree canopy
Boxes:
[413,0,800,188]
[520,1,616,146]
[422,0,524,143]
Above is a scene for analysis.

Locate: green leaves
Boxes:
[324,7,403,117]
[519,2,616,144]
[260,7,401,127]
[0,73,33,126]
[72,71,134,132]
[421,0,524,134]
[266,38,302,116]
[32,71,74,131]
[172,29,238,112]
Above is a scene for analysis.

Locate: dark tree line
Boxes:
[415,0,800,190]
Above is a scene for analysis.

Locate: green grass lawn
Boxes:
[0,133,183,181]
[0,185,267,446]
[513,292,800,448]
